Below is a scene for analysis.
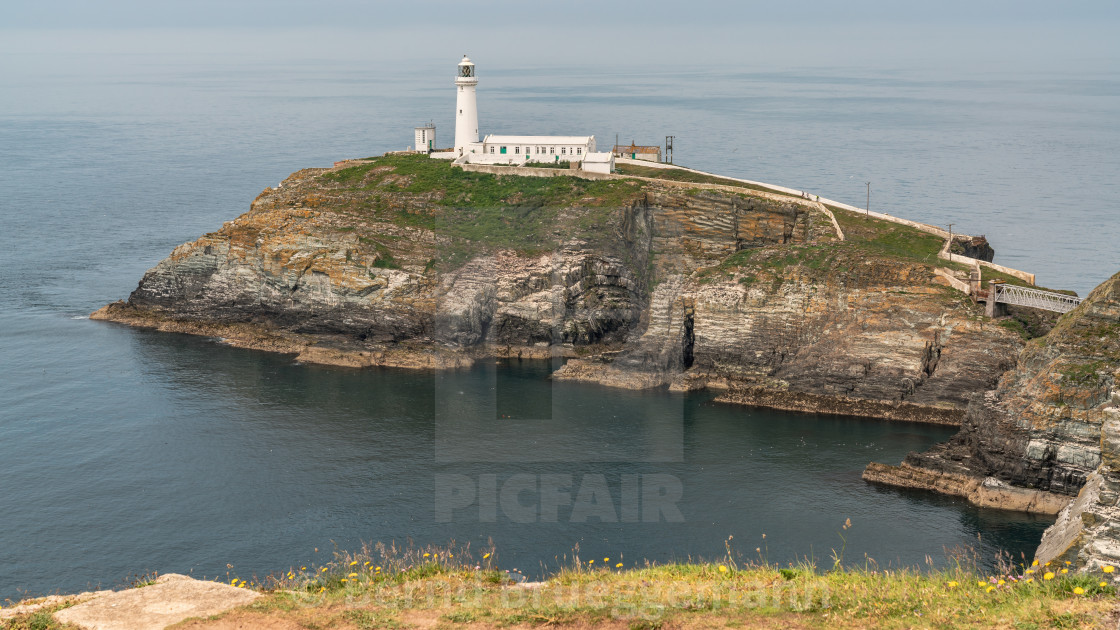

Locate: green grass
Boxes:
[830,206,945,264]
[519,160,572,169]
[11,540,1117,630]
[315,154,645,267]
[1059,360,1108,386]
[980,266,1076,295]
[188,542,1120,630]
[324,153,641,213]
[614,162,801,197]
[1,601,81,630]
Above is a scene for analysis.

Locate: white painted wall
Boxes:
[479,137,594,163]
[414,126,435,152]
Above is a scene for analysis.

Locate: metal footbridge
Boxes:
[988,283,1082,314]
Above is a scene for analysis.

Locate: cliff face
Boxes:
[557,250,1020,425]
[865,271,1120,524]
[95,154,1020,422]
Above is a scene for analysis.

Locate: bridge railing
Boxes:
[994,283,1082,314]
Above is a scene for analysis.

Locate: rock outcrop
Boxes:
[865,270,1120,534]
[95,154,1023,425]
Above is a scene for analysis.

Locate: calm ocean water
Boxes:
[1,47,1116,600]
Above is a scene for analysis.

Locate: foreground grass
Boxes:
[146,543,1120,630]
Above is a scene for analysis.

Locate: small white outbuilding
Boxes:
[414,124,435,153]
[581,152,614,174]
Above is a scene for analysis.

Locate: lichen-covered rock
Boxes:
[866,270,1120,544]
[97,154,1023,426]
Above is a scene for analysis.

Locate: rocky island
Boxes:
[93,153,1120,568]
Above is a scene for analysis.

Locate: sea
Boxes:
[1,35,1118,601]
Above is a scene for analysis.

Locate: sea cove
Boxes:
[0,331,1050,600]
[2,27,1119,612]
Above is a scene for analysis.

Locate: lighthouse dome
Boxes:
[456,55,476,80]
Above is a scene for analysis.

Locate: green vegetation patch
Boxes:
[831,207,944,264]
[1059,360,1108,386]
[519,160,572,169]
[195,542,1119,630]
[981,266,1076,295]
[315,154,646,268]
[614,163,801,197]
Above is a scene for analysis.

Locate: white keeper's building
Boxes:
[480,135,596,162]
[429,56,614,172]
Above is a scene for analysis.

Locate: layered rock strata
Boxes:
[96,155,1022,425]
[865,271,1120,528]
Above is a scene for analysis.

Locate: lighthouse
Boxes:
[454,55,479,156]
[425,56,611,171]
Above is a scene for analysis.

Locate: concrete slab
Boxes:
[53,574,259,630]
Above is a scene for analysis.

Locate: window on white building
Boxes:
[490,147,495,154]
[561,148,566,155]
[577,147,582,155]
[550,147,555,154]
[515,147,520,154]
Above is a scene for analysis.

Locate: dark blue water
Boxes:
[3,45,1115,600]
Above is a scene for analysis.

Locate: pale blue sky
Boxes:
[5,0,1118,28]
[2,0,1117,73]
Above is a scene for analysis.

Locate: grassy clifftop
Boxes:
[303,154,980,285]
[11,545,1115,630]
[308,154,646,267]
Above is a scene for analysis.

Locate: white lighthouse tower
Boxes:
[454,55,479,156]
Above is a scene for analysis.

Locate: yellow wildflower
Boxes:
[376,566,382,571]
[301,566,306,570]
[998,579,1005,585]
[1101,582,1108,588]
[1065,561,1072,565]
[1026,569,1034,574]
[986,586,995,593]
[718,565,728,573]
[1032,559,1039,566]
[350,561,358,566]
[1105,565,1115,573]
[321,567,328,572]
[1061,568,1068,574]
[947,581,958,588]
[1074,586,1085,595]
[616,563,623,568]
[423,553,430,558]
[589,559,595,564]
[977,581,986,587]
[483,553,491,559]
[340,578,347,583]
[348,573,358,578]
[1044,572,1055,580]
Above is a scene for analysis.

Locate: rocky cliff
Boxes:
[865,271,1120,527]
[94,153,1022,424]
